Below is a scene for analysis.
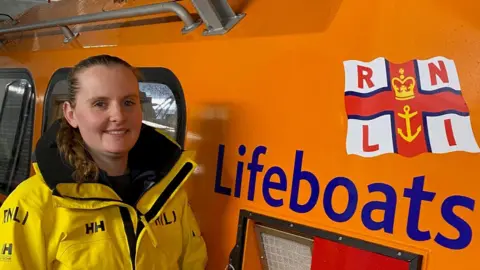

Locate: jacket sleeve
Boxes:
[180,191,208,269]
[0,191,51,270]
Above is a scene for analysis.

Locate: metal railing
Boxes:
[0,2,201,42]
[0,0,246,43]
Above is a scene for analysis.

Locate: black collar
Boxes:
[34,120,182,199]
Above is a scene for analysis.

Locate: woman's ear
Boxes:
[63,101,78,128]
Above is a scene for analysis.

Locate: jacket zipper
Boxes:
[120,207,159,270]
[119,207,139,270]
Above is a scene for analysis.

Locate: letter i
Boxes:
[234,145,246,198]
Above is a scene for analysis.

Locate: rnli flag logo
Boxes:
[344,56,480,157]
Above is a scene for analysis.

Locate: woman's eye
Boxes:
[93,101,106,108]
[125,100,136,106]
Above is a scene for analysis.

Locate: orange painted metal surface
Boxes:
[1,0,480,269]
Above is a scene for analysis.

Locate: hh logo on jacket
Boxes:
[0,243,12,261]
[85,220,106,234]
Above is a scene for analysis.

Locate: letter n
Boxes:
[428,61,449,86]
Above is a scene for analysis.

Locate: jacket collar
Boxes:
[34,119,196,213]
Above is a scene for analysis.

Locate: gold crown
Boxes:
[392,68,416,100]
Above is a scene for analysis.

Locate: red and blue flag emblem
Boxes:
[344,56,479,157]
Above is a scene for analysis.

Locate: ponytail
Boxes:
[56,118,99,183]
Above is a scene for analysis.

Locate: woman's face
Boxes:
[63,64,143,158]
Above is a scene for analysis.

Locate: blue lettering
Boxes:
[247,146,267,201]
[234,145,247,198]
[323,177,358,222]
[361,183,397,233]
[404,176,436,241]
[262,166,287,207]
[212,144,476,250]
[289,151,320,213]
[435,195,475,250]
[214,144,231,196]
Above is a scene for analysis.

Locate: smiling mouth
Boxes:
[105,130,128,135]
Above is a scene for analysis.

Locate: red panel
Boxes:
[311,237,410,270]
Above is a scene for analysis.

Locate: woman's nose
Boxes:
[109,103,126,122]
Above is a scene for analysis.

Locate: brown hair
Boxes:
[56,54,142,183]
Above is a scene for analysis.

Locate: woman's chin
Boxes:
[103,147,131,157]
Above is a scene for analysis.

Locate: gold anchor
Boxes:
[397,105,422,142]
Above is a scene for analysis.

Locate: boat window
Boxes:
[0,70,35,195]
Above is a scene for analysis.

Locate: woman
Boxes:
[0,55,208,269]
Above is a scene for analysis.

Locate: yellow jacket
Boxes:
[0,121,208,269]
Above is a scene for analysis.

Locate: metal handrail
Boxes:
[0,2,200,36]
